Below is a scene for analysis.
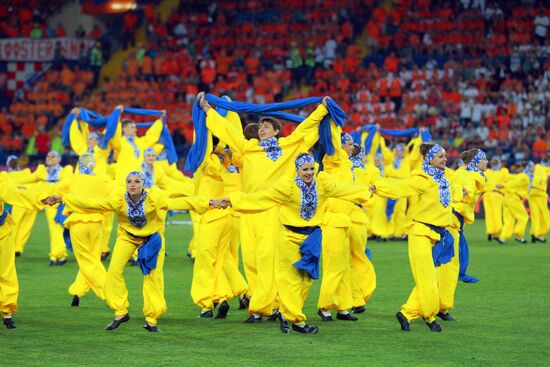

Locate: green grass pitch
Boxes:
[2,212,549,367]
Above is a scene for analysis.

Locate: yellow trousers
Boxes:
[389,199,407,237]
[318,225,353,311]
[191,215,236,309]
[401,225,439,322]
[101,212,115,254]
[105,231,166,324]
[501,195,528,240]
[230,215,241,268]
[45,206,67,261]
[349,222,376,307]
[483,192,504,236]
[187,211,201,257]
[0,226,18,317]
[277,228,312,325]
[437,226,460,314]
[11,206,37,254]
[528,194,549,238]
[368,196,391,238]
[68,222,107,300]
[240,208,279,316]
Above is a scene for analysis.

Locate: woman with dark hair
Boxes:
[223,153,374,334]
[49,171,226,332]
[373,143,466,333]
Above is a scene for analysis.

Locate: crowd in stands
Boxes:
[0,0,548,165]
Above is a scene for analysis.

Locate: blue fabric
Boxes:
[295,153,315,169]
[185,95,349,173]
[4,204,12,214]
[125,189,148,228]
[365,246,372,260]
[46,164,61,183]
[259,136,283,161]
[453,210,479,283]
[0,208,8,226]
[285,225,322,279]
[137,233,162,276]
[466,149,487,180]
[64,228,72,252]
[385,198,397,221]
[54,203,68,226]
[360,125,430,153]
[350,146,365,170]
[422,222,455,267]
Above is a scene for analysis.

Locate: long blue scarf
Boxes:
[523,161,534,190]
[141,162,154,188]
[285,225,322,279]
[259,136,283,161]
[137,233,162,276]
[185,95,349,173]
[294,176,318,221]
[350,146,365,170]
[452,210,479,283]
[422,145,451,207]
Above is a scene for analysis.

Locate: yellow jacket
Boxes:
[452,169,486,224]
[206,104,328,192]
[530,164,550,198]
[0,180,47,238]
[504,173,530,199]
[484,167,510,193]
[69,118,111,177]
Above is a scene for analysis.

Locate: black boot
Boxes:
[436,312,455,321]
[143,322,161,332]
[101,251,111,261]
[280,319,290,334]
[336,313,358,321]
[487,234,492,241]
[244,315,262,323]
[215,301,230,319]
[291,324,319,334]
[199,310,213,318]
[425,320,442,332]
[71,295,80,307]
[105,314,130,331]
[239,295,250,310]
[396,312,410,331]
[317,309,333,321]
[3,317,16,329]
[351,306,365,314]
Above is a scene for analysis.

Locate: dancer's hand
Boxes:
[462,187,468,197]
[160,110,166,119]
[115,104,124,111]
[322,96,331,107]
[209,199,229,209]
[197,92,211,112]
[71,107,80,115]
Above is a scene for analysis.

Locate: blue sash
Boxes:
[452,210,479,283]
[0,208,8,226]
[284,225,322,279]
[421,222,455,267]
[137,232,162,276]
[385,199,397,221]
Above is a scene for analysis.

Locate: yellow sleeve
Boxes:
[373,176,425,199]
[141,119,164,148]
[406,136,422,162]
[0,182,47,210]
[229,176,291,213]
[157,173,195,197]
[63,191,121,213]
[285,104,328,148]
[206,109,246,153]
[165,197,210,214]
[69,117,87,155]
[379,136,394,165]
[317,171,373,205]
[110,120,122,154]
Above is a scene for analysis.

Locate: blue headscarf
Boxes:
[523,161,534,190]
[422,145,451,207]
[141,148,155,188]
[6,155,19,172]
[350,146,365,170]
[393,144,405,169]
[294,154,317,220]
[341,132,353,146]
[87,132,99,153]
[125,171,148,228]
[466,149,486,179]
[491,158,502,171]
[78,154,95,176]
[46,151,62,183]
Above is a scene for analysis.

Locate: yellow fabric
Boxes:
[105,230,166,323]
[70,118,111,177]
[102,211,115,253]
[452,169,486,224]
[111,119,164,183]
[68,221,106,299]
[501,194,529,240]
[483,191,504,235]
[529,165,549,237]
[349,222,376,307]
[437,224,460,314]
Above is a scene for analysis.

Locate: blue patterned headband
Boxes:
[395,144,405,153]
[47,151,61,161]
[341,133,353,146]
[6,155,18,166]
[88,132,99,141]
[295,154,315,170]
[523,161,534,174]
[144,148,156,156]
[127,171,146,182]
[424,145,443,164]
[470,149,486,167]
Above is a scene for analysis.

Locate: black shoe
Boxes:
[515,237,527,244]
[436,312,455,321]
[336,313,358,321]
[56,259,67,266]
[48,260,56,266]
[215,301,230,319]
[291,324,319,334]
[128,259,138,266]
[105,314,130,331]
[426,320,442,332]
[101,251,111,261]
[143,323,161,332]
[267,310,281,322]
[487,234,493,241]
[280,320,290,334]
[71,295,80,307]
[199,310,213,318]
[244,315,262,323]
[351,306,365,314]
[396,312,410,331]
[3,318,16,329]
[317,309,333,321]
[239,295,250,310]
[15,251,21,257]
[533,235,547,243]
[496,237,506,244]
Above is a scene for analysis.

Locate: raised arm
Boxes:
[379,136,394,166]
[69,116,87,155]
[285,103,329,148]
[141,116,165,148]
[205,108,246,153]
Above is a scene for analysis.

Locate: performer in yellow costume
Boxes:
[54,153,113,306]
[0,180,50,329]
[373,143,465,333]
[110,105,165,183]
[528,154,549,243]
[366,153,391,240]
[53,171,224,332]
[199,93,329,322]
[226,153,373,334]
[498,163,531,243]
[15,151,74,265]
[0,156,38,256]
[483,158,508,241]
[69,107,115,259]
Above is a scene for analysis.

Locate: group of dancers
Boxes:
[0,93,548,334]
